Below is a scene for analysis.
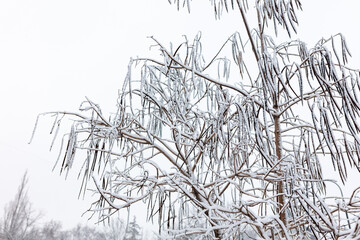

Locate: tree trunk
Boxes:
[274,111,286,228]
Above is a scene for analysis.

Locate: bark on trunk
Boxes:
[274,112,286,228]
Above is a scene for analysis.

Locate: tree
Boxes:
[39,221,67,240]
[65,224,106,240]
[39,221,114,240]
[31,0,360,239]
[0,172,41,240]
[124,217,142,240]
[103,215,126,240]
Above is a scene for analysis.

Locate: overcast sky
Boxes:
[0,0,359,230]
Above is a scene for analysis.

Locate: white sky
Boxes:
[0,0,359,230]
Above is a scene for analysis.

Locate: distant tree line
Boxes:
[0,173,147,240]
